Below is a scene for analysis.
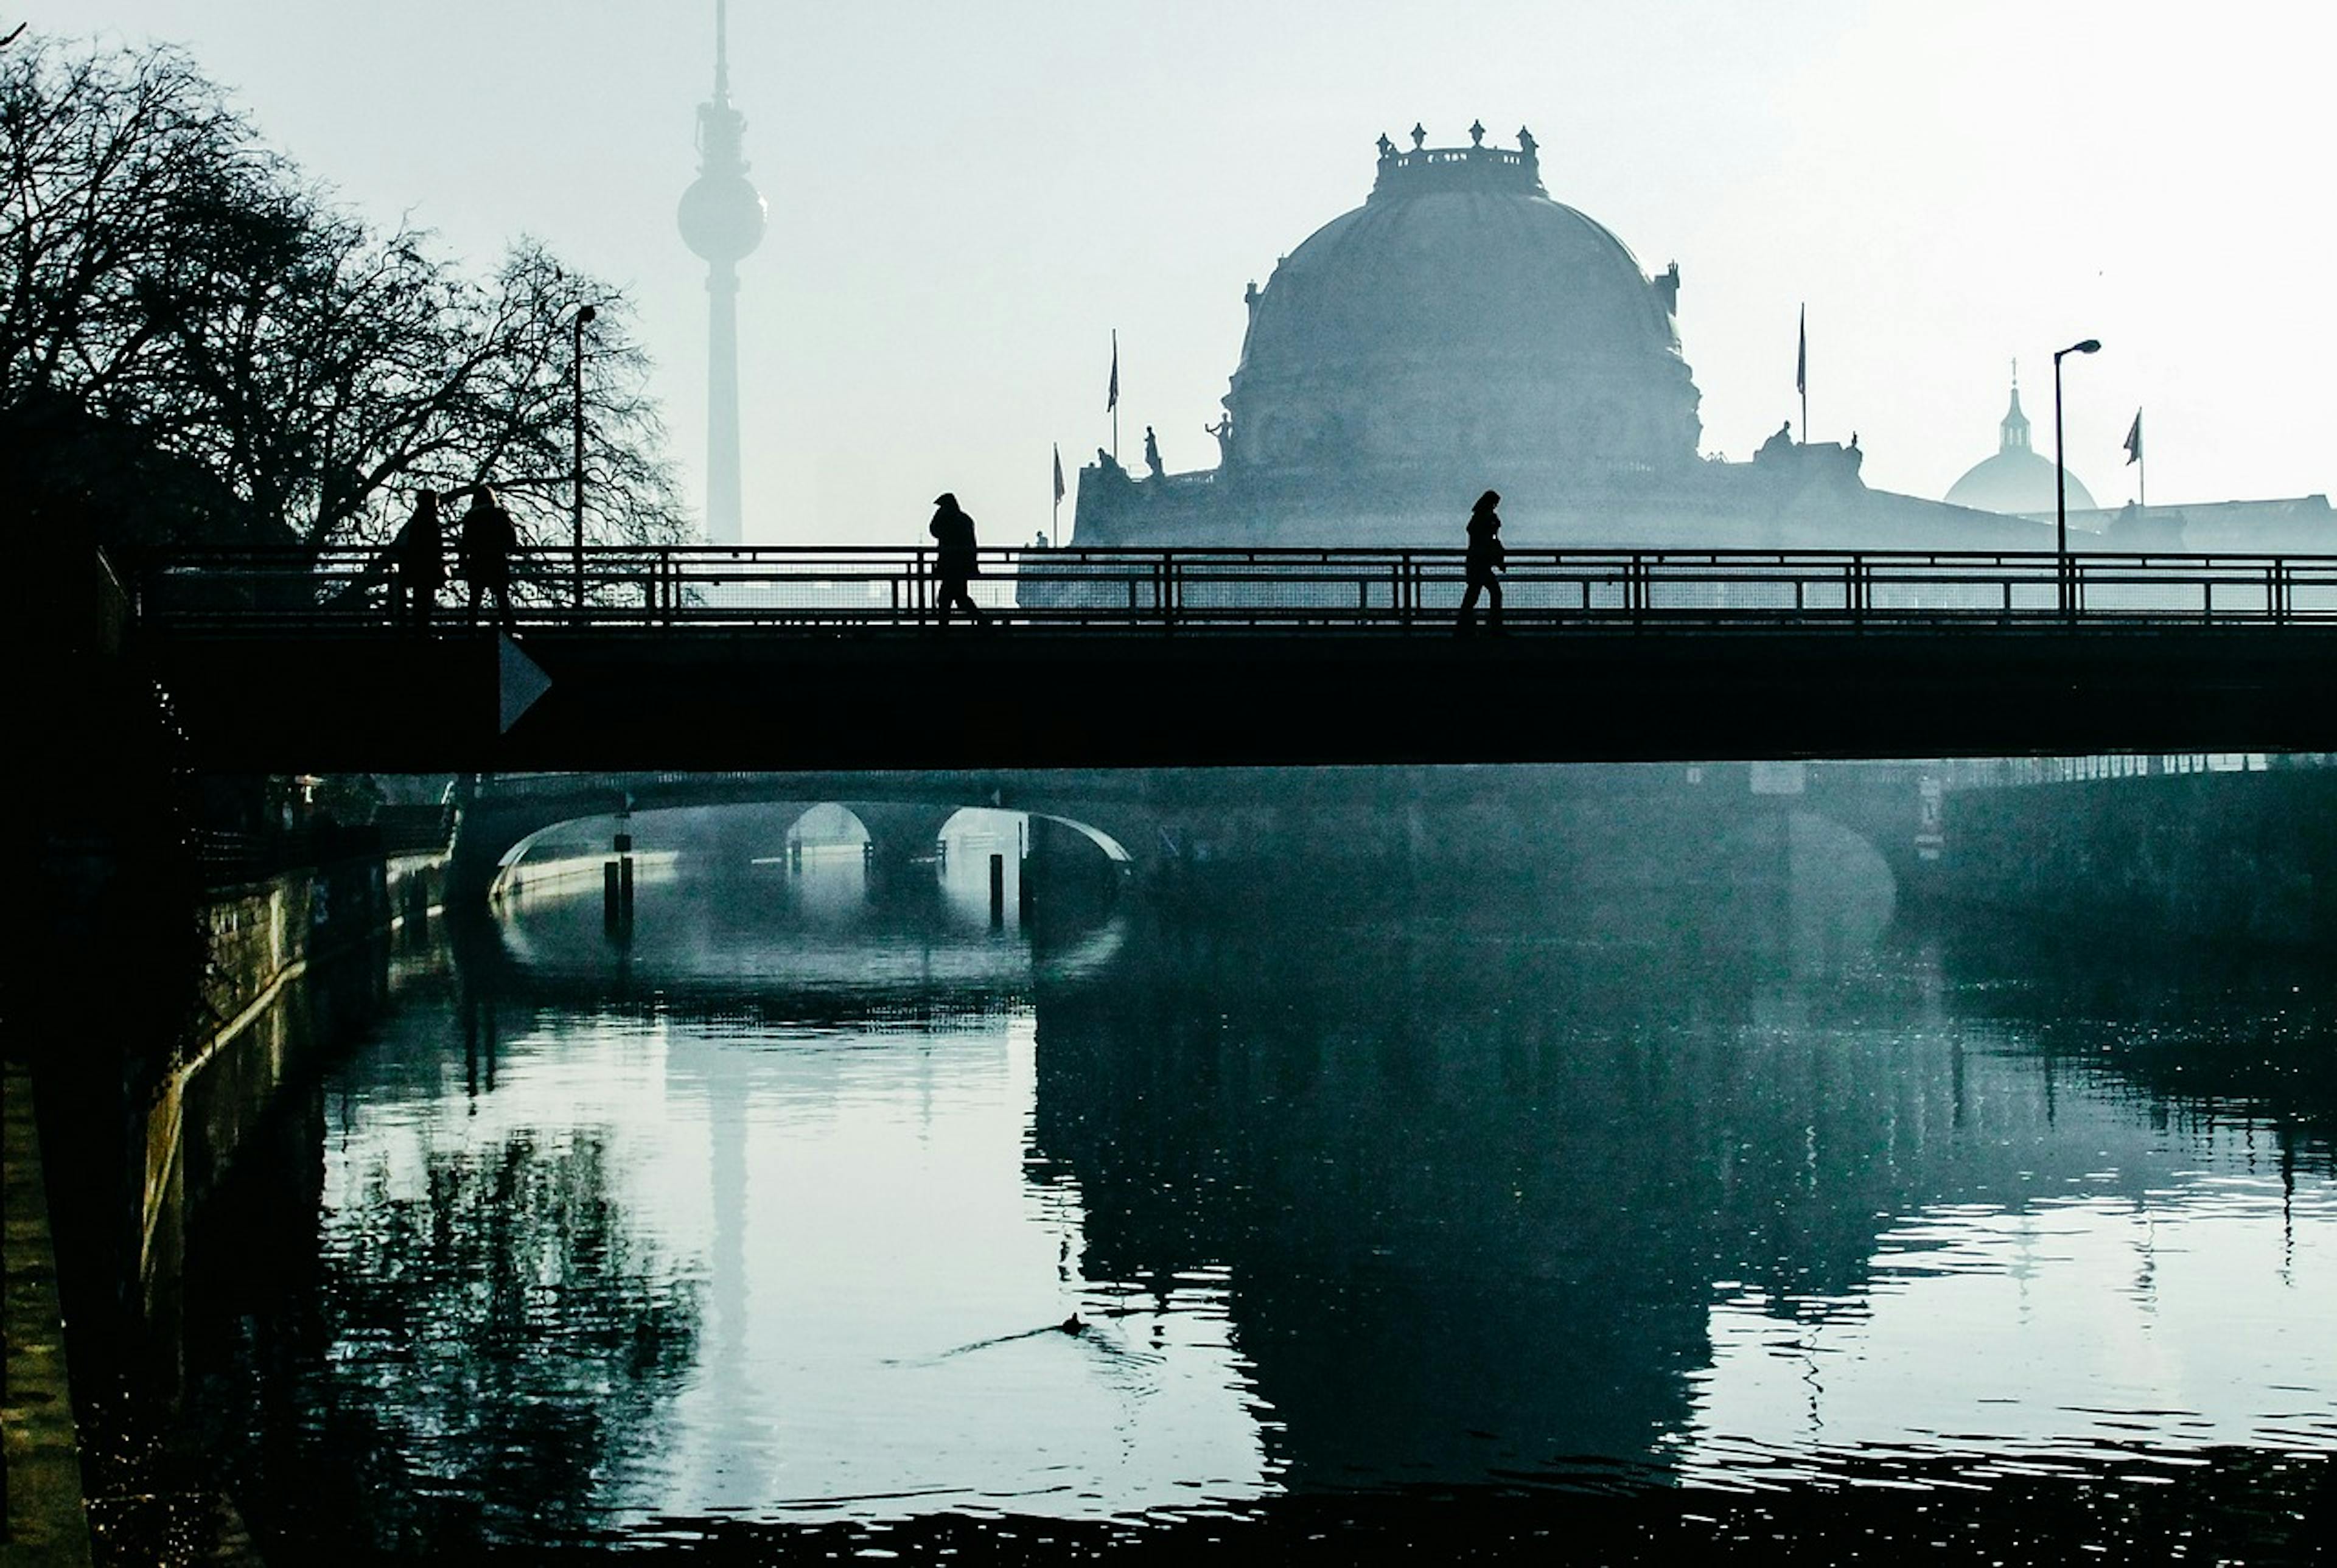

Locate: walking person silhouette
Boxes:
[1456,489,1506,635]
[928,492,988,627]
[457,484,519,632]
[394,488,447,628]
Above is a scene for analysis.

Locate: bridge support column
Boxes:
[846,803,959,895]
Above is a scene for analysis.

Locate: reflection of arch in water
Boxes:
[1711,810,1897,974]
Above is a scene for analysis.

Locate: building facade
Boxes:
[1069,129,2055,554]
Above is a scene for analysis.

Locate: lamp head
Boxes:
[2075,338,2100,354]
[578,304,599,327]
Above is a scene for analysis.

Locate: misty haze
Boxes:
[8,4,2335,1566]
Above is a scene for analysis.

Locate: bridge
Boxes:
[129,543,2337,772]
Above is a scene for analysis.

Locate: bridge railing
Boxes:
[128,544,2337,632]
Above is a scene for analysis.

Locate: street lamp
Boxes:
[571,303,599,608]
[2053,337,2101,615]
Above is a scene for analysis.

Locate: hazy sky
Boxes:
[18,2,2335,543]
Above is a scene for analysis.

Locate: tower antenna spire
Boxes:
[678,0,764,544]
[714,0,730,101]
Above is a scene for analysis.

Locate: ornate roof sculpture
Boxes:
[1221,125,1700,490]
[1944,364,2095,516]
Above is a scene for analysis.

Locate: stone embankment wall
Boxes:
[139,853,444,1331]
[1940,767,2337,945]
[5,1067,97,1566]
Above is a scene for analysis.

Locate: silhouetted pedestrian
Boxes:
[458,484,519,631]
[394,488,446,627]
[929,492,987,627]
[1456,489,1506,635]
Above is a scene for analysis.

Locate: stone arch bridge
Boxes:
[450,764,1942,915]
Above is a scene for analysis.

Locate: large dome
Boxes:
[1222,127,1702,486]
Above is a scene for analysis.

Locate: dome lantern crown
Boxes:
[1370,123,1545,202]
[1999,361,2031,454]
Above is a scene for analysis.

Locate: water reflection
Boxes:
[183,840,2337,1556]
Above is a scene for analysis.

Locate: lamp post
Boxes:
[2053,336,2100,616]
[571,302,599,608]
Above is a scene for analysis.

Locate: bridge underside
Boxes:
[148,625,2337,773]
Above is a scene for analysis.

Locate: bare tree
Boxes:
[1,34,690,556]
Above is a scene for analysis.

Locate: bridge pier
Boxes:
[844,803,959,893]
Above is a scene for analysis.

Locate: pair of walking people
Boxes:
[392,484,520,629]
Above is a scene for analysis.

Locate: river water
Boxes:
[179,816,2337,1560]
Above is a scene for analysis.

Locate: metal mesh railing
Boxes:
[130,544,2337,633]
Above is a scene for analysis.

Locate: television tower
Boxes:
[676,0,766,544]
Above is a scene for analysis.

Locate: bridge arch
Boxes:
[784,803,871,848]
[1027,812,1133,865]
[451,775,1146,908]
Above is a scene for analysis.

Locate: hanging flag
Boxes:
[2123,409,2144,465]
[1052,443,1066,505]
[1106,332,1119,413]
[1795,304,1807,397]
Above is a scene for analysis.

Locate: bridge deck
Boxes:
[140,622,2337,772]
[128,546,2337,770]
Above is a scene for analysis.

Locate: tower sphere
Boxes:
[678,172,767,265]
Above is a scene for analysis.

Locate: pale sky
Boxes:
[17,1,2336,543]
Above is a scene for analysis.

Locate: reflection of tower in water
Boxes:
[676,0,766,544]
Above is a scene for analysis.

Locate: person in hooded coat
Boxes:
[394,488,447,627]
[1456,489,1506,634]
[458,484,519,631]
[928,492,987,626]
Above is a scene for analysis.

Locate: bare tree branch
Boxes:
[1,33,692,556]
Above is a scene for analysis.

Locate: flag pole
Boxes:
[1797,304,1808,445]
[1111,330,1120,464]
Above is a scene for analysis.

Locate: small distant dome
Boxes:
[1946,369,2094,515]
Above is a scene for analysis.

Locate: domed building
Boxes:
[1223,124,1699,487]
[1944,369,2094,517]
[1066,127,2052,552]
